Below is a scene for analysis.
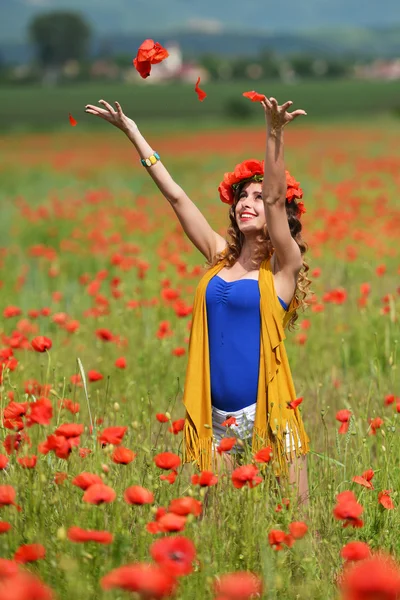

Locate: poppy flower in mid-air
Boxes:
[195,77,207,102]
[243,90,265,102]
[133,39,169,79]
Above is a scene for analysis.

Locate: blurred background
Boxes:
[1,0,400,131]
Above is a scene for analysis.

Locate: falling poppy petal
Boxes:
[242,90,265,102]
[69,113,78,127]
[195,77,207,102]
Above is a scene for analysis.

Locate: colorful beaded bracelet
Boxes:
[141,152,160,167]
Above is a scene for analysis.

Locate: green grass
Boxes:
[0,117,399,599]
[2,78,400,132]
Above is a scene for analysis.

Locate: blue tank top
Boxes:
[205,275,288,412]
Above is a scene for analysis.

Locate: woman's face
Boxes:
[234,181,266,234]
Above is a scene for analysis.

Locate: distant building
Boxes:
[90,59,120,80]
[354,59,400,80]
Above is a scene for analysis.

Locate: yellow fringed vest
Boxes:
[182,254,310,477]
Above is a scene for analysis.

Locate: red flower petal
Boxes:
[242,90,265,102]
[195,77,207,102]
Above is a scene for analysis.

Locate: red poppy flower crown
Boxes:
[218,159,306,219]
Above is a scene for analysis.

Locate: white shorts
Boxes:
[212,403,301,454]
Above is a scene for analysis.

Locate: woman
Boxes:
[85,95,310,505]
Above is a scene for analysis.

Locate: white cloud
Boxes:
[185,17,224,33]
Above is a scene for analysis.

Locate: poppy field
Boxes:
[0,115,400,599]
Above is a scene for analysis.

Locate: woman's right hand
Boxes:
[85,99,137,134]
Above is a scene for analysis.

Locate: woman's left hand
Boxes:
[261,96,307,134]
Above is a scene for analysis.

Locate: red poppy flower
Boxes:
[242,90,265,102]
[0,455,9,469]
[0,557,19,577]
[39,434,72,460]
[268,529,287,551]
[195,76,207,102]
[69,113,77,126]
[217,437,237,454]
[378,490,394,510]
[55,423,84,438]
[31,336,52,352]
[0,571,54,600]
[362,469,374,482]
[112,446,136,465]
[333,491,364,528]
[285,171,303,202]
[172,347,186,357]
[231,464,261,489]
[336,409,352,434]
[17,455,37,469]
[369,417,384,435]
[289,521,308,540]
[101,562,177,597]
[221,416,238,427]
[339,553,400,600]
[341,541,371,562]
[0,485,21,510]
[67,526,113,544]
[214,571,263,599]
[168,419,185,434]
[88,370,103,382]
[14,543,46,563]
[150,536,196,577]
[384,394,396,406]
[4,431,31,456]
[98,426,128,446]
[72,472,103,490]
[0,521,12,534]
[3,401,28,420]
[352,476,373,490]
[95,328,114,341]
[27,396,53,426]
[253,447,273,463]
[296,201,306,218]
[115,356,127,369]
[154,452,181,470]
[288,397,303,409]
[191,471,218,487]
[133,39,169,79]
[168,497,202,517]
[376,264,386,276]
[157,513,187,533]
[82,483,116,504]
[54,472,68,485]
[60,399,80,414]
[156,413,169,423]
[3,305,22,318]
[160,470,178,485]
[124,485,154,505]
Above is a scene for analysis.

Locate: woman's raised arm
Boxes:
[261,96,306,274]
[85,99,226,261]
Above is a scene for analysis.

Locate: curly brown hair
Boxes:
[206,179,312,331]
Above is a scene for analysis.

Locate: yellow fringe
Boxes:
[183,420,213,471]
[252,410,310,479]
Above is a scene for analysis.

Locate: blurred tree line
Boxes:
[0,10,354,86]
